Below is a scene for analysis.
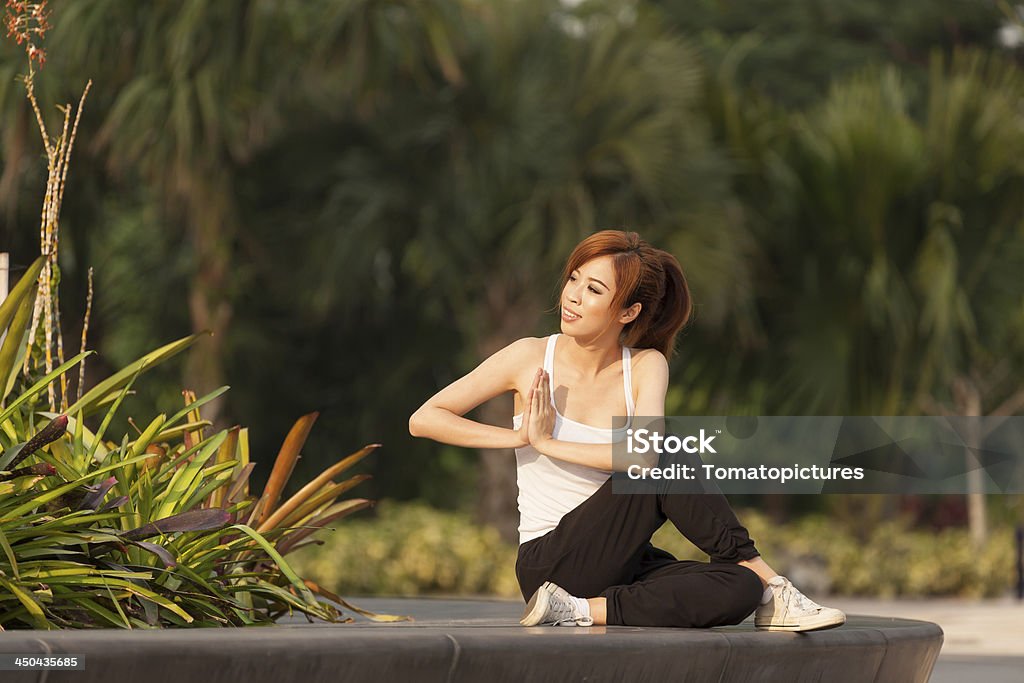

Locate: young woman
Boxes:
[409,230,845,631]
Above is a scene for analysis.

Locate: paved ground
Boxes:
[824,597,1024,683]
[823,597,1023,657]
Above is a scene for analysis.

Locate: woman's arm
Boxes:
[530,350,669,472]
[409,338,538,450]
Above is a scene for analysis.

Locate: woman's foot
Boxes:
[755,576,846,632]
[520,581,594,626]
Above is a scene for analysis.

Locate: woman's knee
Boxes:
[702,564,763,626]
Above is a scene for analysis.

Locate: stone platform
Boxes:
[0,597,943,682]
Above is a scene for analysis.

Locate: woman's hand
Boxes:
[515,370,539,448]
[528,368,555,449]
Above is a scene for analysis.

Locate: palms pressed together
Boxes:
[518,369,556,449]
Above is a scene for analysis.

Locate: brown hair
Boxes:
[554,229,692,359]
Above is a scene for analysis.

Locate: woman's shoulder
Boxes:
[630,346,667,362]
[629,346,669,378]
[491,336,548,366]
[505,336,549,352]
[500,338,548,396]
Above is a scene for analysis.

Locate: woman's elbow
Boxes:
[409,408,431,438]
[409,411,424,438]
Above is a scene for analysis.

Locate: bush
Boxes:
[290,501,520,597]
[0,260,380,627]
[651,508,1015,598]
[294,500,1016,599]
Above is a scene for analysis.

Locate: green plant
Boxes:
[0,254,392,629]
[1,0,392,628]
[290,500,520,597]
[651,508,1015,598]
[292,498,1015,600]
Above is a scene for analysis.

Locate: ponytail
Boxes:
[626,250,691,359]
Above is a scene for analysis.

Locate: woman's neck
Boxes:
[559,332,622,381]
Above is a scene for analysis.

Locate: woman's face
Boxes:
[560,255,638,334]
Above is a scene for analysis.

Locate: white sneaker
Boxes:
[755,576,846,632]
[520,581,594,626]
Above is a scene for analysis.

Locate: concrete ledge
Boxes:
[0,597,943,682]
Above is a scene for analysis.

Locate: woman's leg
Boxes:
[602,558,764,627]
[516,477,763,625]
[518,476,846,630]
[566,544,760,627]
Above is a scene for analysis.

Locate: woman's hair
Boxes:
[556,229,692,359]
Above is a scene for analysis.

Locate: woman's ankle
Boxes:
[587,597,607,625]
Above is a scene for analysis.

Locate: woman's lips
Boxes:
[561,308,581,322]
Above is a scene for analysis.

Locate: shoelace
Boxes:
[780,583,821,613]
[548,595,594,626]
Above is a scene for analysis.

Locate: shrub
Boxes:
[1,264,384,627]
[295,500,1016,599]
[290,501,520,597]
[651,508,1015,598]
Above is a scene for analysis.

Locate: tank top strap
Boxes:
[543,334,558,376]
[544,334,559,410]
[622,345,635,418]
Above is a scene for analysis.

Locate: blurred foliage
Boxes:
[290,500,520,597]
[652,0,1008,107]
[293,499,1015,598]
[654,508,1015,598]
[0,69,386,625]
[1,0,1022,532]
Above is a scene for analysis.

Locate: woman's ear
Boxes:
[619,303,641,324]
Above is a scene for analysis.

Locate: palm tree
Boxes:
[913,50,1024,545]
[31,0,467,430]
[240,0,757,538]
[32,0,291,424]
[304,0,751,538]
[708,50,1024,538]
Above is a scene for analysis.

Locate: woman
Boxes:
[409,230,845,631]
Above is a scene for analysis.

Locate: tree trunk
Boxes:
[182,181,234,430]
[184,281,230,425]
[475,394,520,543]
[953,375,987,547]
[471,271,546,543]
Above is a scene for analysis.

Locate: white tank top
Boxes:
[512,333,636,545]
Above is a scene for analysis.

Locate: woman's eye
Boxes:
[569,274,599,294]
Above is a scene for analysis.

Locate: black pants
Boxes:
[515,477,764,628]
